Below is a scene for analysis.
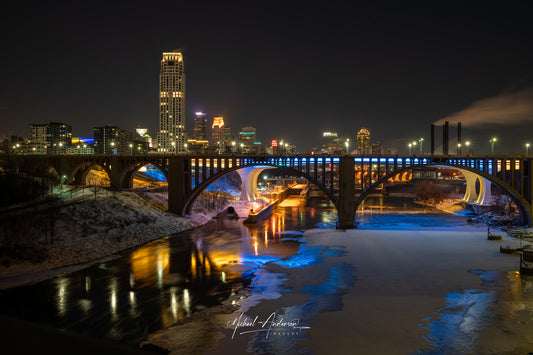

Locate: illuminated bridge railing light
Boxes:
[397,158,403,164]
[333,157,340,163]
[363,158,370,163]
[354,158,362,163]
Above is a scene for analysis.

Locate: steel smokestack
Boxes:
[443,121,449,155]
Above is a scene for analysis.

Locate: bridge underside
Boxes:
[5,154,533,227]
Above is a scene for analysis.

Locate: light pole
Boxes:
[231,141,236,153]
[345,140,349,153]
[408,143,412,155]
[457,143,462,155]
[418,138,424,154]
[526,143,530,155]
[490,137,497,154]
[171,141,175,154]
[129,143,133,154]
[184,143,188,153]
[240,143,244,153]
[110,141,115,155]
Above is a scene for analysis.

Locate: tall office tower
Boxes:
[321,132,341,154]
[211,116,225,144]
[239,126,256,152]
[157,50,186,153]
[192,112,208,141]
[356,128,371,155]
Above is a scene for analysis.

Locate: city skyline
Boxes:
[2,2,533,154]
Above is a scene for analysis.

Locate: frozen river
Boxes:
[0,197,530,354]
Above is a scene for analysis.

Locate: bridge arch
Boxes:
[354,164,531,225]
[70,162,112,186]
[120,163,169,189]
[182,163,338,215]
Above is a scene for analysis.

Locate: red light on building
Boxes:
[271,139,278,147]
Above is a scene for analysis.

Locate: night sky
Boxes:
[2,1,533,154]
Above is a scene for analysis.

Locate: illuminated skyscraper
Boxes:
[192,112,208,141]
[356,128,371,155]
[157,50,186,153]
[211,116,231,152]
[321,132,340,154]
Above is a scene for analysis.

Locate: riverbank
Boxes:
[0,192,197,289]
[0,190,265,290]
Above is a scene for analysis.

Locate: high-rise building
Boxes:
[211,116,232,152]
[356,128,371,155]
[29,123,48,144]
[371,142,382,155]
[157,50,186,153]
[192,112,208,141]
[47,122,72,154]
[239,126,256,153]
[94,126,132,155]
[321,132,342,154]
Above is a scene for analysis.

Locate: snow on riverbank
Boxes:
[0,192,196,288]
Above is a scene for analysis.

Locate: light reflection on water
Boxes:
[0,199,337,346]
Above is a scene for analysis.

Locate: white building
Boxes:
[157,50,186,153]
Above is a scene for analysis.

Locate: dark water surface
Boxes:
[0,198,340,347]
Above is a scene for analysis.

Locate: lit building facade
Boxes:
[157,51,186,153]
[47,122,72,154]
[321,132,342,154]
[211,116,232,153]
[192,112,208,141]
[371,142,382,155]
[239,126,256,153]
[94,126,132,155]
[356,128,371,155]
[28,123,48,154]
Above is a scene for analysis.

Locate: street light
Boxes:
[457,143,462,155]
[231,141,236,153]
[526,143,530,155]
[490,137,497,154]
[129,143,133,154]
[408,143,412,155]
[240,143,244,153]
[418,138,424,154]
[345,140,349,153]
[184,143,188,153]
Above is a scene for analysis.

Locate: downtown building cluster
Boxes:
[2,50,381,156]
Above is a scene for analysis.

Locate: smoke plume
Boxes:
[434,88,533,127]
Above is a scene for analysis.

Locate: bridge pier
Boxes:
[109,157,122,191]
[237,166,273,201]
[337,156,356,229]
[168,157,191,215]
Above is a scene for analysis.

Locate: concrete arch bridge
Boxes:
[4,154,533,227]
